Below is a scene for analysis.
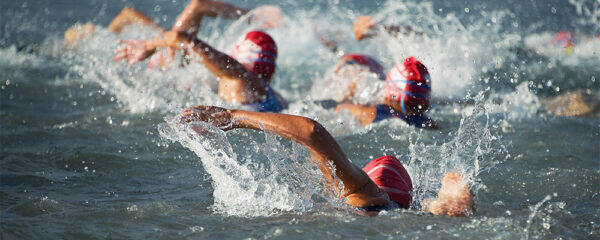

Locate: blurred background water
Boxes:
[1,0,599,239]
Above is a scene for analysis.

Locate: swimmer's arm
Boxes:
[171,0,249,36]
[335,103,377,125]
[231,110,366,189]
[171,0,281,35]
[187,37,261,82]
[148,32,261,82]
[181,106,388,207]
[117,31,260,82]
[353,15,423,41]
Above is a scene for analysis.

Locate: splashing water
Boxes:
[158,115,345,217]
[3,0,599,238]
[49,0,527,117]
[568,0,600,30]
[406,93,505,210]
[363,1,520,100]
[524,194,552,240]
[308,64,384,104]
[485,82,542,120]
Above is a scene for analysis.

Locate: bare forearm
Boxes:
[354,15,423,41]
[188,38,255,80]
[171,0,249,35]
[231,110,319,144]
[230,110,369,191]
[145,32,179,50]
[144,31,252,80]
[171,0,205,35]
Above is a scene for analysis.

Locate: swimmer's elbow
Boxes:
[295,118,326,145]
[280,116,335,150]
[306,119,336,147]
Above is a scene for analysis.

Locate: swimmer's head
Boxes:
[336,54,386,80]
[231,30,278,81]
[384,56,431,115]
[362,155,413,209]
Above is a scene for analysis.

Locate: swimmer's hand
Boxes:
[422,172,474,217]
[116,31,191,66]
[114,39,155,66]
[353,16,377,41]
[180,105,235,131]
[248,5,282,29]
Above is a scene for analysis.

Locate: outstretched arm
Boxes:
[114,31,267,103]
[172,0,281,35]
[171,0,249,36]
[115,31,259,81]
[112,1,281,67]
[353,15,423,41]
[180,106,390,208]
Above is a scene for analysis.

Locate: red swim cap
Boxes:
[384,57,431,113]
[231,30,278,80]
[339,54,386,80]
[362,155,413,208]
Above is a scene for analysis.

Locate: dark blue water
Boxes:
[1,0,599,239]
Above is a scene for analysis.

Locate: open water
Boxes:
[1,0,599,239]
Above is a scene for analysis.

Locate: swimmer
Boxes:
[114,30,286,112]
[64,0,282,48]
[179,105,474,216]
[334,56,440,129]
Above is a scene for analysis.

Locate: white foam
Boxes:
[158,116,343,217]
[406,93,505,209]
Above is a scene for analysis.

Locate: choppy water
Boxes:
[1,0,599,239]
